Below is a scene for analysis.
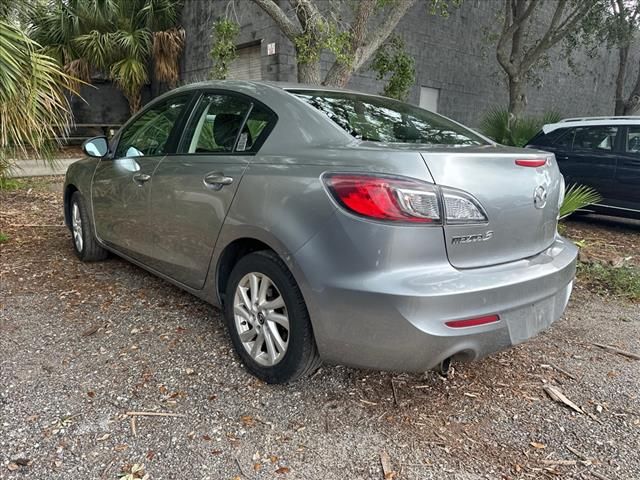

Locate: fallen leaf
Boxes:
[380,450,396,479]
[543,384,584,414]
[185,368,195,375]
[530,442,546,449]
[87,391,95,398]
[275,466,290,474]
[241,415,255,427]
[202,435,212,441]
[114,444,128,452]
[97,433,110,441]
[7,463,19,471]
[270,455,278,464]
[253,462,262,472]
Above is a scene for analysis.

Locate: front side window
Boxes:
[572,126,618,152]
[626,126,640,154]
[291,90,487,146]
[115,94,190,158]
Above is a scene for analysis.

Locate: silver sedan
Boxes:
[64,81,577,383]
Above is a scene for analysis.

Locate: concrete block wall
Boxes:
[177,0,639,126]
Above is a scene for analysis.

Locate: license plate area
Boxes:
[506,295,555,345]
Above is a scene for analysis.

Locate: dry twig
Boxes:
[592,343,640,361]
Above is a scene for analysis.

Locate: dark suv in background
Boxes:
[526,117,640,219]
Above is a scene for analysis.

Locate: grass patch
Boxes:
[0,232,8,244]
[577,262,640,302]
[0,178,25,191]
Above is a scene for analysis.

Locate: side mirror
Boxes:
[82,136,109,158]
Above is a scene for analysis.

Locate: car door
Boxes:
[563,125,620,203]
[614,125,640,211]
[147,91,277,289]
[91,93,192,263]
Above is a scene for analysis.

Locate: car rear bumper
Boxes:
[295,235,578,372]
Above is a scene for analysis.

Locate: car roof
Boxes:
[542,116,640,134]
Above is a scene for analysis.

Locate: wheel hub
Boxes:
[233,272,290,367]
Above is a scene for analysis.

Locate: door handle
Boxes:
[133,173,151,184]
[203,173,234,190]
[556,154,569,161]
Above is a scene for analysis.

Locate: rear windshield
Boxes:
[291,90,487,146]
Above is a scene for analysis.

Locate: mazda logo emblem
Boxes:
[533,186,548,209]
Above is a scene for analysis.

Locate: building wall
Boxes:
[177,0,639,126]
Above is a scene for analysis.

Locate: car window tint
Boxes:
[238,103,278,152]
[115,94,190,158]
[551,128,575,149]
[626,126,640,154]
[572,126,618,151]
[183,94,252,153]
[291,90,487,146]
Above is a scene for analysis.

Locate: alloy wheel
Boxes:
[233,272,290,366]
[71,202,83,252]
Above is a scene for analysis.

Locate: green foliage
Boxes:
[294,20,352,66]
[577,262,640,302]
[209,19,239,80]
[0,177,23,190]
[29,0,184,113]
[479,107,561,147]
[0,232,8,244]
[371,37,415,101]
[559,184,602,219]
[0,17,77,177]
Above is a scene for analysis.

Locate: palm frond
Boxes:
[559,184,602,219]
[153,27,184,87]
[480,107,562,147]
[110,56,148,113]
[0,19,79,176]
[74,29,115,71]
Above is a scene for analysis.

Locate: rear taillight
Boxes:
[323,174,440,223]
[323,173,488,225]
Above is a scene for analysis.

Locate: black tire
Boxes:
[70,191,108,262]
[224,250,321,384]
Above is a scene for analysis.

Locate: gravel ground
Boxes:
[1,178,639,480]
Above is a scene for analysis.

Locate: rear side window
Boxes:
[180,93,277,154]
[572,126,618,151]
[626,125,640,154]
[291,90,487,146]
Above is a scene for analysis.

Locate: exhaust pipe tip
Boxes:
[438,357,452,377]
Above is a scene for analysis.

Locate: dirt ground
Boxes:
[1,178,639,480]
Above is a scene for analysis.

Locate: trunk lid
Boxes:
[420,146,561,268]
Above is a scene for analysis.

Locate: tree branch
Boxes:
[351,0,416,72]
[251,0,301,40]
[323,0,376,86]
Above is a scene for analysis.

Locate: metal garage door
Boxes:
[228,44,262,80]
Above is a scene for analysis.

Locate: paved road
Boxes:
[8,158,80,178]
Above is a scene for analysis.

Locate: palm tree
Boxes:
[30,0,184,114]
[0,11,78,177]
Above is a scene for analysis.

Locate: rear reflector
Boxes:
[445,314,500,328]
[515,159,547,167]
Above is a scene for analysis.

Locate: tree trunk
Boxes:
[323,61,352,87]
[508,76,526,125]
[623,60,640,115]
[297,58,322,85]
[614,45,629,116]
